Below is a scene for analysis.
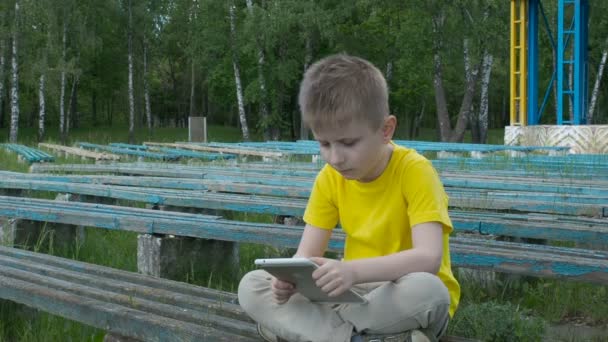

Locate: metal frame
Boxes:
[511,0,590,126]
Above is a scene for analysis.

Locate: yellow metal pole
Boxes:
[510,0,516,125]
[519,0,528,126]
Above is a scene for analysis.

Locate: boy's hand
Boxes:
[271,277,296,304]
[309,257,356,297]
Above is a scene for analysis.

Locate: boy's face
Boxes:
[312,116,395,182]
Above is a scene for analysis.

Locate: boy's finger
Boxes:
[274,280,294,289]
[309,257,326,265]
[321,279,341,294]
[311,264,329,280]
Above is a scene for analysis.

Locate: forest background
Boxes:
[0,0,607,145]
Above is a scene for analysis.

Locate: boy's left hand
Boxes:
[309,257,356,297]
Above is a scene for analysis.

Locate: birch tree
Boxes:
[9,0,19,143]
[477,52,493,143]
[0,39,5,129]
[188,0,198,120]
[229,1,249,141]
[468,4,495,144]
[36,12,51,142]
[59,16,67,143]
[588,37,608,124]
[431,8,479,143]
[38,73,45,141]
[127,0,135,143]
[143,36,152,129]
[301,34,312,140]
[245,0,270,140]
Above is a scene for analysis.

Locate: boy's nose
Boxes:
[328,147,345,165]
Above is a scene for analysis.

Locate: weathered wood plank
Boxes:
[0,275,256,341]
[1,190,606,244]
[0,197,606,283]
[38,143,121,161]
[78,143,180,161]
[1,176,606,221]
[144,142,285,158]
[1,144,55,163]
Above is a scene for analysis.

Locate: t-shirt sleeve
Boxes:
[303,167,339,230]
[403,159,453,233]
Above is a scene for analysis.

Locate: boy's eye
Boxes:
[342,140,357,146]
[319,142,330,147]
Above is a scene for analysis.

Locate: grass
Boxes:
[1,124,607,341]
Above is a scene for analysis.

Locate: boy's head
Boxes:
[298,54,389,133]
[299,54,396,182]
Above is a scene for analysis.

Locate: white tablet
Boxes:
[254,258,367,304]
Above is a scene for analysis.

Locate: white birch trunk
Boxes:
[0,39,6,126]
[479,52,493,144]
[127,0,135,143]
[9,1,20,143]
[38,74,46,141]
[143,38,152,129]
[385,61,393,84]
[0,39,6,127]
[463,39,475,83]
[66,75,79,134]
[189,59,195,117]
[59,20,67,141]
[229,3,249,141]
[588,45,608,124]
[300,34,313,140]
[462,38,473,125]
[245,0,270,140]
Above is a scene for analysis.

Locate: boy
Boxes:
[238,54,459,342]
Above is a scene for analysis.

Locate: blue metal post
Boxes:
[527,0,539,125]
[556,0,565,125]
[573,0,581,124]
[579,0,589,124]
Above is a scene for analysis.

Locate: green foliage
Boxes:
[6,0,607,143]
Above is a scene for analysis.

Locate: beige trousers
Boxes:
[238,270,451,342]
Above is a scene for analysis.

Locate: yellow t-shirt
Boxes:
[303,144,460,317]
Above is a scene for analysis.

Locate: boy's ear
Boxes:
[381,115,397,143]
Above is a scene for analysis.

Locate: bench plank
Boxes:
[1,196,606,284]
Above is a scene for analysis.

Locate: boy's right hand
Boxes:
[271,277,296,304]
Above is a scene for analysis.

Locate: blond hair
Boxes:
[298,54,388,132]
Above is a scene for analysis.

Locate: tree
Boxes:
[59,9,67,143]
[229,0,249,141]
[431,6,478,143]
[127,0,135,143]
[588,37,608,123]
[245,0,270,140]
[0,38,6,129]
[9,0,20,143]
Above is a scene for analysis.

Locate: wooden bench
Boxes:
[7,169,608,201]
[0,245,258,341]
[0,244,477,342]
[2,174,608,229]
[1,195,606,284]
[108,143,237,161]
[0,193,606,341]
[77,143,180,162]
[144,142,286,160]
[200,140,570,159]
[1,144,55,163]
[15,168,608,217]
[38,143,121,161]
[29,159,608,187]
